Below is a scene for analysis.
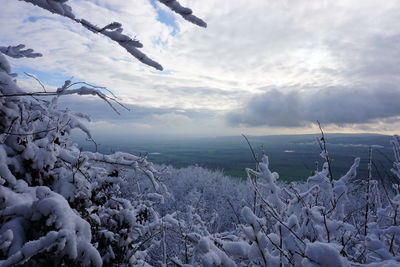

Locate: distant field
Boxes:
[77,134,395,182]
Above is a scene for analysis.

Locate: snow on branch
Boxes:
[76,19,163,70]
[19,0,75,18]
[0,45,42,74]
[56,79,129,114]
[0,45,42,59]
[157,0,207,28]
[0,186,102,266]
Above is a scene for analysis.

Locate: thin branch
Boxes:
[364,146,372,236]
[226,198,241,224]
[0,127,57,136]
[242,134,260,214]
[67,81,118,99]
[242,134,259,165]
[317,120,334,181]
[24,72,47,92]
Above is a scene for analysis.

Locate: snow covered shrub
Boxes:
[0,1,207,265]
[0,50,169,265]
[190,138,400,266]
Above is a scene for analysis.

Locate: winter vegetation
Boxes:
[1,1,400,266]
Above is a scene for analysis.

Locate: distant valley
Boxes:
[76,133,395,181]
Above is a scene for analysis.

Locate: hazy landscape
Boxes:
[78,133,395,181]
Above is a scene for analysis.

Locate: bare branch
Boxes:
[317,120,334,181]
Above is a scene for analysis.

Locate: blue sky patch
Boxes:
[150,0,179,35]
[14,66,71,87]
[13,66,116,96]
[25,16,56,23]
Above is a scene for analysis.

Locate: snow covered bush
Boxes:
[185,138,400,266]
[0,49,169,265]
[0,0,206,265]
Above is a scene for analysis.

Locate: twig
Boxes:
[24,72,47,92]
[226,198,241,224]
[242,134,259,165]
[364,146,372,236]
[317,121,334,181]
[0,127,57,136]
[242,134,260,214]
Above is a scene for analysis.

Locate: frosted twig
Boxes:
[24,72,47,92]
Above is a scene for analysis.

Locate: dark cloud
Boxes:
[227,84,400,127]
[227,30,400,129]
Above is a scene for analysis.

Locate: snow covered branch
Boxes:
[0,45,42,59]
[0,45,42,74]
[76,19,163,70]
[158,0,207,28]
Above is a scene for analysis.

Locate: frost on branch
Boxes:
[0,45,42,75]
[77,19,163,71]
[158,0,207,28]
[19,0,75,18]
[0,45,42,59]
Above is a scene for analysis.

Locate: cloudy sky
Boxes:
[1,0,400,138]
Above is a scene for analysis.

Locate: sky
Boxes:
[1,0,400,139]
